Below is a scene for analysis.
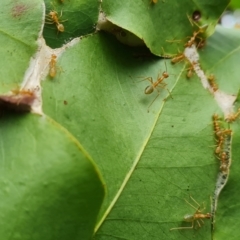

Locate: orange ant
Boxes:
[167,15,208,47]
[171,52,185,64]
[170,50,196,78]
[197,39,206,49]
[213,114,221,134]
[45,8,67,32]
[170,196,211,231]
[184,15,208,47]
[216,129,232,138]
[49,54,57,78]
[184,26,207,47]
[185,63,195,78]
[208,74,218,92]
[138,62,172,111]
[215,135,224,154]
[219,151,228,172]
[11,88,34,97]
[212,113,223,153]
[170,49,196,78]
[212,113,228,135]
[212,113,232,157]
[187,68,193,78]
[11,88,36,105]
[226,108,240,123]
[163,47,185,65]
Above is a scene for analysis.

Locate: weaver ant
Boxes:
[137,62,173,111]
[208,74,218,92]
[49,54,57,78]
[167,15,208,48]
[45,7,67,32]
[170,196,211,231]
[184,15,208,47]
[226,108,240,123]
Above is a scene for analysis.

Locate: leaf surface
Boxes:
[41,32,224,239]
[43,0,99,48]
[213,120,240,239]
[100,0,229,55]
[0,0,43,93]
[200,26,240,95]
[199,32,240,240]
[0,113,104,240]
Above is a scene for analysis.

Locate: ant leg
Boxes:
[45,16,54,23]
[166,39,183,44]
[161,85,173,99]
[59,10,63,18]
[166,88,173,99]
[161,47,173,58]
[186,14,195,27]
[184,200,199,211]
[193,220,200,229]
[147,82,172,112]
[196,36,204,48]
[164,60,168,72]
[200,219,205,225]
[186,13,204,29]
[184,198,199,211]
[201,202,206,211]
[155,82,173,100]
[189,195,201,208]
[134,76,154,84]
[60,18,68,23]
[171,53,185,64]
[170,221,194,231]
[147,92,160,112]
[58,10,68,23]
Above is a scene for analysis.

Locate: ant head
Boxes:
[221,152,227,158]
[145,85,154,94]
[162,71,169,78]
[208,74,215,81]
[49,11,56,16]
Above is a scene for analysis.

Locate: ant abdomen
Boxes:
[57,23,64,32]
[145,85,154,94]
[184,214,194,222]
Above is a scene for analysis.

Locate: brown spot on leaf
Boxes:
[11,3,28,18]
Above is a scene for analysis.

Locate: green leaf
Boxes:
[1,0,239,238]
[213,122,240,239]
[100,0,229,55]
[200,26,240,95]
[0,0,43,93]
[229,0,240,9]
[41,32,222,239]
[0,112,105,240]
[43,0,99,48]
[196,33,240,240]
